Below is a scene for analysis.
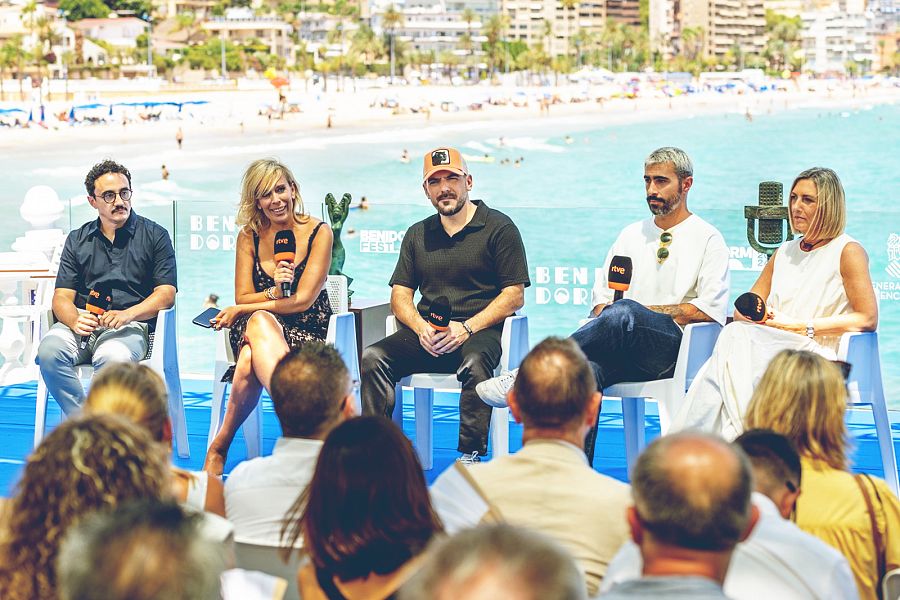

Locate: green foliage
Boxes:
[183,37,242,71]
[59,0,110,21]
[106,0,152,18]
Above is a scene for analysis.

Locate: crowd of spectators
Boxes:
[0,338,897,600]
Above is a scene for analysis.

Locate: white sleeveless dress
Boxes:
[671,234,855,440]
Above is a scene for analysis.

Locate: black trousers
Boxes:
[361,324,502,455]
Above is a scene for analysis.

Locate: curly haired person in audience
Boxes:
[84,362,225,516]
[0,414,169,600]
[282,416,444,599]
[744,349,900,600]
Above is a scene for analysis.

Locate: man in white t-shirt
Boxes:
[600,429,859,600]
[477,147,730,459]
[223,343,357,546]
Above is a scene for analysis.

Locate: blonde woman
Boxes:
[204,158,333,475]
[0,414,169,600]
[85,362,225,517]
[673,167,877,438]
[744,350,899,600]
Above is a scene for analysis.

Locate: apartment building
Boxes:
[801,5,875,72]
[678,0,766,58]
[201,8,294,65]
[371,0,486,55]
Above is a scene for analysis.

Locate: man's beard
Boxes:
[647,190,682,216]
[435,193,466,217]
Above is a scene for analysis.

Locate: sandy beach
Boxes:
[3,80,898,154]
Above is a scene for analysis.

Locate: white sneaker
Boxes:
[456,451,481,466]
[476,369,518,408]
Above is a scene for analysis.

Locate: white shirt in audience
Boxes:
[224,437,322,546]
[600,492,860,600]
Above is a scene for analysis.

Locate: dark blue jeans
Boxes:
[570,299,683,460]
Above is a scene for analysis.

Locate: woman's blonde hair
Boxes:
[0,414,169,600]
[744,349,849,469]
[788,167,846,243]
[236,158,308,235]
[85,362,168,443]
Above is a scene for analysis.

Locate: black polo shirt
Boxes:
[55,211,177,330]
[390,200,530,322]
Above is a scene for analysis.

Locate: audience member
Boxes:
[0,414,169,600]
[430,336,629,596]
[602,428,859,599]
[745,350,900,600]
[224,343,357,545]
[282,416,443,599]
[601,432,758,599]
[84,362,225,516]
[399,524,586,600]
[58,500,224,600]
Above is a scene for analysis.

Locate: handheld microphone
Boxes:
[607,256,633,302]
[81,287,112,349]
[744,181,792,259]
[734,292,767,323]
[427,296,451,331]
[273,230,296,299]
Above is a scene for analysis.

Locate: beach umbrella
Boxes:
[40,105,44,122]
[68,106,74,121]
[270,77,289,88]
[109,104,114,116]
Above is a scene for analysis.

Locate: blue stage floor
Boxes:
[1,378,898,496]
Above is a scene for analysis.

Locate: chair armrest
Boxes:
[216,327,235,364]
[500,315,529,372]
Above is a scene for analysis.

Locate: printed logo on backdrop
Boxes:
[359,230,405,253]
[728,246,767,271]
[534,267,604,306]
[189,215,237,251]
[875,233,900,302]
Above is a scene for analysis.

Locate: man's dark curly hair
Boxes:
[84,160,132,197]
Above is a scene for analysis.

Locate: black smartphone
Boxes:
[192,307,221,329]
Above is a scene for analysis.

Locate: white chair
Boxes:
[208,275,359,460]
[839,331,899,496]
[600,321,722,471]
[386,313,529,470]
[884,567,900,600]
[233,541,299,600]
[34,306,190,458]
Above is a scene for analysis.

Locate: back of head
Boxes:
[631,432,752,552]
[270,343,350,438]
[512,337,596,430]
[58,500,224,600]
[744,349,848,469]
[734,428,801,500]
[0,414,169,599]
[400,524,586,600]
[85,362,169,442]
[286,416,443,582]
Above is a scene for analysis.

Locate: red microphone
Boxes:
[81,287,112,349]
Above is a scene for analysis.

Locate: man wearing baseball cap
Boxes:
[361,147,530,465]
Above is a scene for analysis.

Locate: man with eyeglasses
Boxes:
[361,147,530,465]
[36,159,177,415]
[478,147,729,459]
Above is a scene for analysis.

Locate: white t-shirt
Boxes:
[224,437,322,546]
[600,493,860,600]
[590,215,730,326]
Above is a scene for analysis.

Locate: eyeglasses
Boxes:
[257,184,290,201]
[657,231,673,264]
[95,188,132,204]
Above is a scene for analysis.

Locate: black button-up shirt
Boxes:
[390,200,530,322]
[55,211,177,329]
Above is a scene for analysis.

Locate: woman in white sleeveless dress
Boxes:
[672,167,878,439]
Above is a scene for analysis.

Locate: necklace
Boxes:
[800,238,823,252]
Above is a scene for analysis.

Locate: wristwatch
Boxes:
[462,321,474,336]
[806,321,815,339]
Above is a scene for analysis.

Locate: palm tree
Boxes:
[0,40,17,100]
[174,12,201,45]
[482,13,508,77]
[560,0,578,60]
[382,4,403,83]
[460,7,479,80]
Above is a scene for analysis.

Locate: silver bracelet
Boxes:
[265,286,277,301]
[462,321,474,336]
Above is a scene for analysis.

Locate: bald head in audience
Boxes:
[628,432,758,586]
[400,524,586,600]
[508,336,601,448]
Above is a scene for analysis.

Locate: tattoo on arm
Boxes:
[644,303,713,326]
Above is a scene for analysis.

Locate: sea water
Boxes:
[1,102,898,406]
